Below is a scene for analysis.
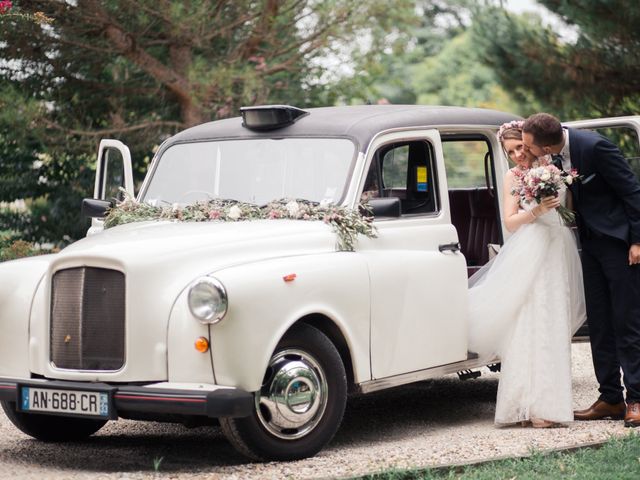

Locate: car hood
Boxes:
[58,219,338,274]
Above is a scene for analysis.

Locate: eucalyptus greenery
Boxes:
[104,195,376,252]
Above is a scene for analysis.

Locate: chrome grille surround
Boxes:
[50,267,125,370]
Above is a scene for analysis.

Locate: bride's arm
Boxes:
[502,171,556,232]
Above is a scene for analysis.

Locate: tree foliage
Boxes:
[361,0,472,105]
[0,0,413,245]
[472,0,640,118]
[367,0,530,114]
[411,30,541,114]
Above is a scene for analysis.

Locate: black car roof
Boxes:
[169,105,520,152]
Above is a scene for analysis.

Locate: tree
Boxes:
[359,0,474,105]
[361,0,530,116]
[411,30,540,114]
[472,0,640,118]
[0,0,413,245]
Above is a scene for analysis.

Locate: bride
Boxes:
[468,120,586,428]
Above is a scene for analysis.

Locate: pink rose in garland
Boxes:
[0,1,13,14]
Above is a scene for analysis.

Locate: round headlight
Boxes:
[188,277,228,324]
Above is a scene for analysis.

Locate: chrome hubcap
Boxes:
[256,349,328,440]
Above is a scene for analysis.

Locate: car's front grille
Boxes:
[50,267,125,370]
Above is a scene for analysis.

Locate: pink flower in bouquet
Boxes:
[521,164,565,201]
[511,160,580,225]
[0,1,12,14]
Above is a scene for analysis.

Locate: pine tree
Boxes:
[472,0,640,118]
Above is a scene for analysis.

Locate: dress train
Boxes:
[468,196,586,424]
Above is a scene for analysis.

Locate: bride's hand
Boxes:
[537,196,561,214]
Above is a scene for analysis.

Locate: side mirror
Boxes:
[82,198,112,219]
[369,198,401,218]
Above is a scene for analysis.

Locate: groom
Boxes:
[522,113,640,427]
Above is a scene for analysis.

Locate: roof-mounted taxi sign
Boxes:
[240,104,309,131]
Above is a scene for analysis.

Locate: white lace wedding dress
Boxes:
[468,185,586,425]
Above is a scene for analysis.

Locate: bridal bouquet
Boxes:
[511,162,580,225]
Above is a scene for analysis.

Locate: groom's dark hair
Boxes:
[523,113,563,146]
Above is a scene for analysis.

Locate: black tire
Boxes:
[1,400,107,441]
[220,323,347,461]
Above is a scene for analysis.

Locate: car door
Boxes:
[563,116,640,336]
[356,129,469,380]
[86,139,135,235]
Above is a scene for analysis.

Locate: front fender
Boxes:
[167,252,370,392]
[0,255,55,377]
[215,252,370,391]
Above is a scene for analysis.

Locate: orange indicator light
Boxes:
[195,336,210,353]
[283,273,297,282]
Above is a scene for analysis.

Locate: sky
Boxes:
[505,0,548,14]
[505,0,577,41]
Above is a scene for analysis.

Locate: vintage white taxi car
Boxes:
[1,105,639,460]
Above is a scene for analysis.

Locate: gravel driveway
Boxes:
[0,342,635,479]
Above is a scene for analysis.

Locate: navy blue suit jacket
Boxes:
[569,127,640,245]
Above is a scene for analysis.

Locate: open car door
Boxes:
[84,139,134,236]
[564,116,640,337]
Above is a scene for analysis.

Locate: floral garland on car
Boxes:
[103,193,377,252]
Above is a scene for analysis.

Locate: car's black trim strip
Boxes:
[114,387,254,418]
[0,382,18,402]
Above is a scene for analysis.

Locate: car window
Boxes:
[583,126,640,180]
[442,140,490,188]
[101,148,126,202]
[364,140,438,215]
[381,145,409,188]
[142,138,356,206]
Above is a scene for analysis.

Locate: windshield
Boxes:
[142,138,356,206]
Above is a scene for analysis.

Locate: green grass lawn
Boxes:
[355,432,640,480]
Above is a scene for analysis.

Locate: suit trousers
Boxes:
[581,233,640,403]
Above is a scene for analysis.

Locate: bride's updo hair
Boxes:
[497,120,525,144]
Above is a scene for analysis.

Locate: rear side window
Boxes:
[442,140,491,188]
[585,126,640,180]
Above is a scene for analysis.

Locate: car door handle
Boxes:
[438,242,461,253]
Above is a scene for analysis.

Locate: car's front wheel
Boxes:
[1,400,107,441]
[220,323,347,461]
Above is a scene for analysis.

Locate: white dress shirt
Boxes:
[559,128,572,170]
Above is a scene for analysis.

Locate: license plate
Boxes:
[20,387,109,418]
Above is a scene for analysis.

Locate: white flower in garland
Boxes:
[227,205,242,220]
[285,200,300,218]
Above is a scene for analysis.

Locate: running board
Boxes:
[358,353,489,394]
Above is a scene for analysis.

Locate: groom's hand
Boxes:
[629,244,640,265]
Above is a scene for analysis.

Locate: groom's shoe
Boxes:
[573,400,626,421]
[624,402,640,427]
